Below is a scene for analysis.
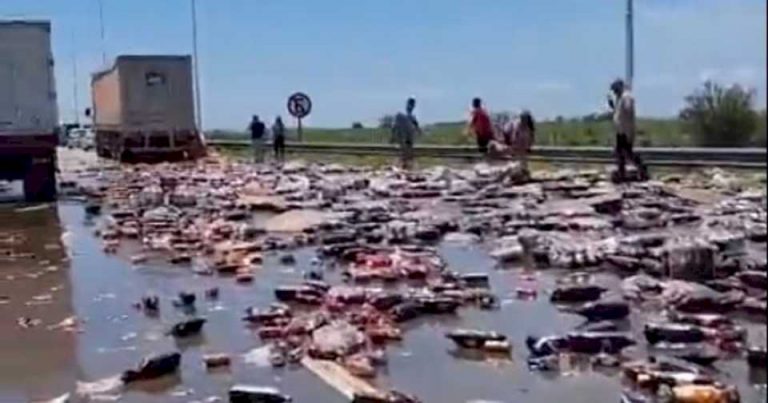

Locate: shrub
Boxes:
[680,81,758,147]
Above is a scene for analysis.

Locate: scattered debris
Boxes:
[747,346,767,368]
[169,318,207,338]
[203,353,231,369]
[121,352,181,383]
[17,316,42,328]
[573,300,630,322]
[228,385,292,403]
[551,285,607,304]
[32,154,765,402]
[526,332,636,357]
[446,329,511,353]
[47,315,83,332]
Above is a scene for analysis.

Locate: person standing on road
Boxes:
[513,110,536,174]
[249,115,266,163]
[272,116,286,162]
[608,79,648,182]
[466,98,494,156]
[391,98,421,169]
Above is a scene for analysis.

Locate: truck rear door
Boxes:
[0,60,16,130]
[145,70,171,123]
[0,22,57,134]
[142,70,172,148]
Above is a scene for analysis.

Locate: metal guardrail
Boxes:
[208,139,767,169]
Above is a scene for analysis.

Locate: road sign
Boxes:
[287,92,311,142]
[287,92,312,119]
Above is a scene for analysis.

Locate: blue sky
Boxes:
[2,0,765,129]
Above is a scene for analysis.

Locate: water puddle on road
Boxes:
[0,162,766,403]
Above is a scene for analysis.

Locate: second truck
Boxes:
[90,55,205,162]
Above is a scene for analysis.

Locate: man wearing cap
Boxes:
[608,79,648,181]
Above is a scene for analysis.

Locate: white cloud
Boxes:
[636,65,764,93]
[730,66,760,84]
[333,85,448,104]
[629,0,766,114]
[697,68,720,83]
[635,73,678,89]
[638,0,764,24]
[506,80,574,93]
[697,66,763,87]
[533,80,573,92]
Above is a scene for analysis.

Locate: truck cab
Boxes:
[0,20,59,201]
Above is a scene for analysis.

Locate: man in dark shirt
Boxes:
[249,115,266,163]
[272,116,286,162]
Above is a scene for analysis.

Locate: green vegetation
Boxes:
[756,110,767,147]
[208,118,688,147]
[680,81,761,147]
[208,81,766,148]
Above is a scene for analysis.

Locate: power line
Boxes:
[191,0,203,132]
[72,42,80,124]
[626,0,634,87]
[97,0,106,65]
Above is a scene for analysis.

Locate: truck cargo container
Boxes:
[90,55,204,162]
[0,20,59,201]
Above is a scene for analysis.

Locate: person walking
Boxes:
[248,115,266,163]
[272,116,286,162]
[391,98,421,169]
[466,98,494,156]
[608,79,648,182]
[512,110,536,175]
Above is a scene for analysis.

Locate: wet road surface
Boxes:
[1,148,766,402]
[0,202,765,403]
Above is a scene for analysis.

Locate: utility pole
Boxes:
[72,47,80,125]
[626,0,634,87]
[191,0,203,133]
[97,0,106,65]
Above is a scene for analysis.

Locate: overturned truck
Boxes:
[90,55,205,163]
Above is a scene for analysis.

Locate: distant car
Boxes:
[67,128,95,150]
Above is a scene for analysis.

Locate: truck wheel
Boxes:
[23,158,57,202]
[97,146,108,158]
[120,149,133,163]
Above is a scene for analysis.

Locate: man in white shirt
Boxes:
[608,79,648,181]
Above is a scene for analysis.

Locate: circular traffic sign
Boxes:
[287,92,312,119]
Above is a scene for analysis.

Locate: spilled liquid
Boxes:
[0,203,765,403]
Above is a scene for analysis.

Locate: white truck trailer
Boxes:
[0,21,58,201]
[0,20,59,201]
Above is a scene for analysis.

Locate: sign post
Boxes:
[287,92,312,142]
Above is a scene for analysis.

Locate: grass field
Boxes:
[209,116,766,148]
